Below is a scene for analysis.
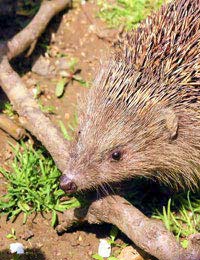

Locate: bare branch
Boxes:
[0,0,72,170]
[7,0,72,60]
[0,56,69,171]
[0,114,25,140]
[57,195,200,260]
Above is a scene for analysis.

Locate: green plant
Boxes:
[153,191,200,246]
[55,57,90,98]
[6,228,17,240]
[12,254,22,260]
[38,101,55,114]
[108,226,119,245]
[97,0,164,30]
[108,226,128,255]
[92,226,127,260]
[1,102,16,117]
[92,255,103,260]
[32,84,55,114]
[0,143,81,227]
[58,113,78,141]
[92,254,118,260]
[73,75,90,88]
[55,78,68,98]
[33,84,43,99]
[59,120,73,141]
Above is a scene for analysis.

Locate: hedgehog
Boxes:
[60,0,200,194]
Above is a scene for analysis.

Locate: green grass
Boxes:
[121,179,199,248]
[0,143,81,227]
[97,0,164,30]
[153,191,200,247]
[92,189,200,259]
[0,102,16,117]
[0,137,199,245]
[38,102,56,114]
[59,116,78,142]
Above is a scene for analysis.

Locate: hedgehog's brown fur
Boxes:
[62,0,200,193]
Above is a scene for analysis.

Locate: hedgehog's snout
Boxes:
[60,174,77,194]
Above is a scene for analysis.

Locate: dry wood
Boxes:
[0,1,199,260]
[6,0,72,60]
[0,114,25,140]
[56,195,200,260]
[0,55,69,171]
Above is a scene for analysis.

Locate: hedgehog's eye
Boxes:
[111,151,121,161]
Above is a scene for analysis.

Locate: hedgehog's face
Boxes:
[60,95,179,194]
[60,106,138,193]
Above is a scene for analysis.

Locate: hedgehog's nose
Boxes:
[60,175,77,194]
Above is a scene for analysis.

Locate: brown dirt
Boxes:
[0,213,115,260]
[0,2,134,260]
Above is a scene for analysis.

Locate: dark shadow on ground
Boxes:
[0,88,9,111]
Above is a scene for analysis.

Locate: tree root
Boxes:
[0,1,199,260]
[0,114,25,140]
[0,55,69,171]
[56,195,200,260]
[6,0,72,60]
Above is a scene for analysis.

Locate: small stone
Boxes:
[5,150,12,160]
[32,87,43,98]
[88,24,96,33]
[59,70,71,77]
[55,57,70,70]
[44,52,50,58]
[98,239,111,258]
[88,250,93,256]
[118,246,144,260]
[49,45,60,57]
[21,230,34,241]
[51,33,56,43]
[32,56,55,77]
[64,113,70,120]
[26,78,37,87]
[10,243,24,254]
[46,95,51,100]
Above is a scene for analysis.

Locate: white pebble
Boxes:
[10,243,24,254]
[98,239,111,258]
[32,88,38,96]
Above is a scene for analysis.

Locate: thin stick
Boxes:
[7,0,72,60]
[0,56,69,171]
[0,114,25,140]
[56,195,200,260]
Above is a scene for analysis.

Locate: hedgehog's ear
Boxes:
[163,108,179,140]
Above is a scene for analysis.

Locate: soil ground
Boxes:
[0,2,136,260]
